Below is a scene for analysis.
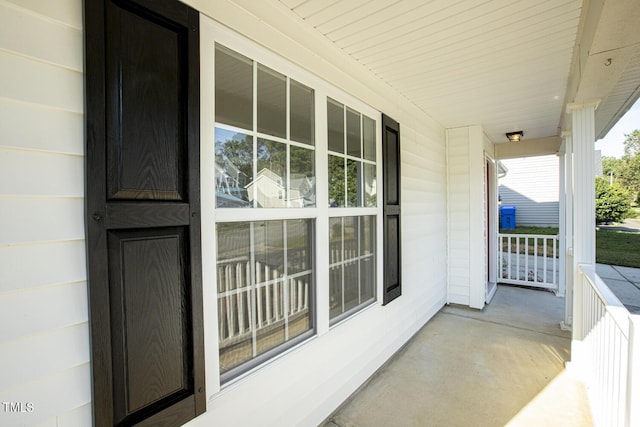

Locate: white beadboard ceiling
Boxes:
[276,0,640,144]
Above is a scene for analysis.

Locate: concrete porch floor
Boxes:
[323,285,593,427]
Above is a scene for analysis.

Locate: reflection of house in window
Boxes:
[246,168,316,208]
[215,159,250,207]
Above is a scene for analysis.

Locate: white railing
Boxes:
[216,258,309,346]
[573,264,640,427]
[498,233,559,292]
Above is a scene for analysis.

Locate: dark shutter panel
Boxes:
[85,0,205,425]
[382,114,402,305]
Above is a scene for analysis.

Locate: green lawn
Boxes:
[596,229,640,268]
[499,226,640,268]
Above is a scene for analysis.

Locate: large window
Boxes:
[215,45,315,208]
[217,219,314,381]
[327,98,378,323]
[210,38,380,382]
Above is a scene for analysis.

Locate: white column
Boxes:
[558,150,566,299]
[562,132,573,329]
[570,103,597,266]
[567,102,597,351]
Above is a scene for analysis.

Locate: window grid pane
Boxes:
[215,45,253,129]
[290,79,314,146]
[217,219,314,378]
[257,64,286,138]
[329,215,376,322]
[327,100,376,208]
[215,45,316,208]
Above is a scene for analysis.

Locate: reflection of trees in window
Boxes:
[215,44,316,209]
[327,99,375,208]
[329,155,344,207]
[215,130,253,207]
[257,139,286,177]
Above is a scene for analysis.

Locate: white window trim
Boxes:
[200,16,384,398]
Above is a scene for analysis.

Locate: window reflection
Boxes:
[290,146,316,207]
[215,128,253,208]
[217,219,315,378]
[252,139,287,208]
[328,155,345,207]
[329,216,376,322]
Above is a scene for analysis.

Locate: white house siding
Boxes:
[446,126,486,309]
[499,155,560,227]
[0,1,449,426]
[0,1,91,426]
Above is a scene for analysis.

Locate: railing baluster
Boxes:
[225,264,233,338]
[265,265,272,323]
[237,263,244,333]
[256,262,263,328]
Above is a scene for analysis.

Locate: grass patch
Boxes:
[626,206,640,219]
[500,226,559,235]
[497,227,640,267]
[596,229,640,268]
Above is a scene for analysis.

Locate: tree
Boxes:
[595,177,630,223]
[623,129,640,157]
[601,156,620,178]
[617,130,640,202]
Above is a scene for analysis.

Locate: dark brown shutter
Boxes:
[84,0,205,425]
[382,114,402,305]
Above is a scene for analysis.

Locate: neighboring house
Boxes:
[1,1,639,427]
[499,155,560,227]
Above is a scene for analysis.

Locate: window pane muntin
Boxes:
[363,114,376,162]
[328,155,345,207]
[290,79,314,146]
[346,107,361,158]
[217,219,314,379]
[254,139,287,208]
[257,64,286,138]
[215,44,253,130]
[345,159,361,207]
[288,219,313,274]
[363,163,376,208]
[215,128,253,208]
[290,145,316,208]
[253,220,285,275]
[329,215,376,322]
[327,98,344,154]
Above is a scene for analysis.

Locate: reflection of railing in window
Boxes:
[215,160,249,204]
[329,238,375,316]
[217,257,310,349]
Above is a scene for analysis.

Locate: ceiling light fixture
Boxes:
[506,131,524,143]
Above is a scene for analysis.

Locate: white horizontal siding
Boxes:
[0,241,86,293]
[499,155,560,226]
[0,1,88,427]
[445,126,486,308]
[446,128,471,304]
[0,98,84,154]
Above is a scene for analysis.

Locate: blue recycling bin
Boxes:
[500,205,516,229]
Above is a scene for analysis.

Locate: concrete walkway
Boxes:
[596,263,640,314]
[323,286,592,427]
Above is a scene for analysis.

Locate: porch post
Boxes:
[558,150,566,299]
[567,102,598,343]
[562,132,573,328]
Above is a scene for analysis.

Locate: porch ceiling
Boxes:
[274,0,640,145]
